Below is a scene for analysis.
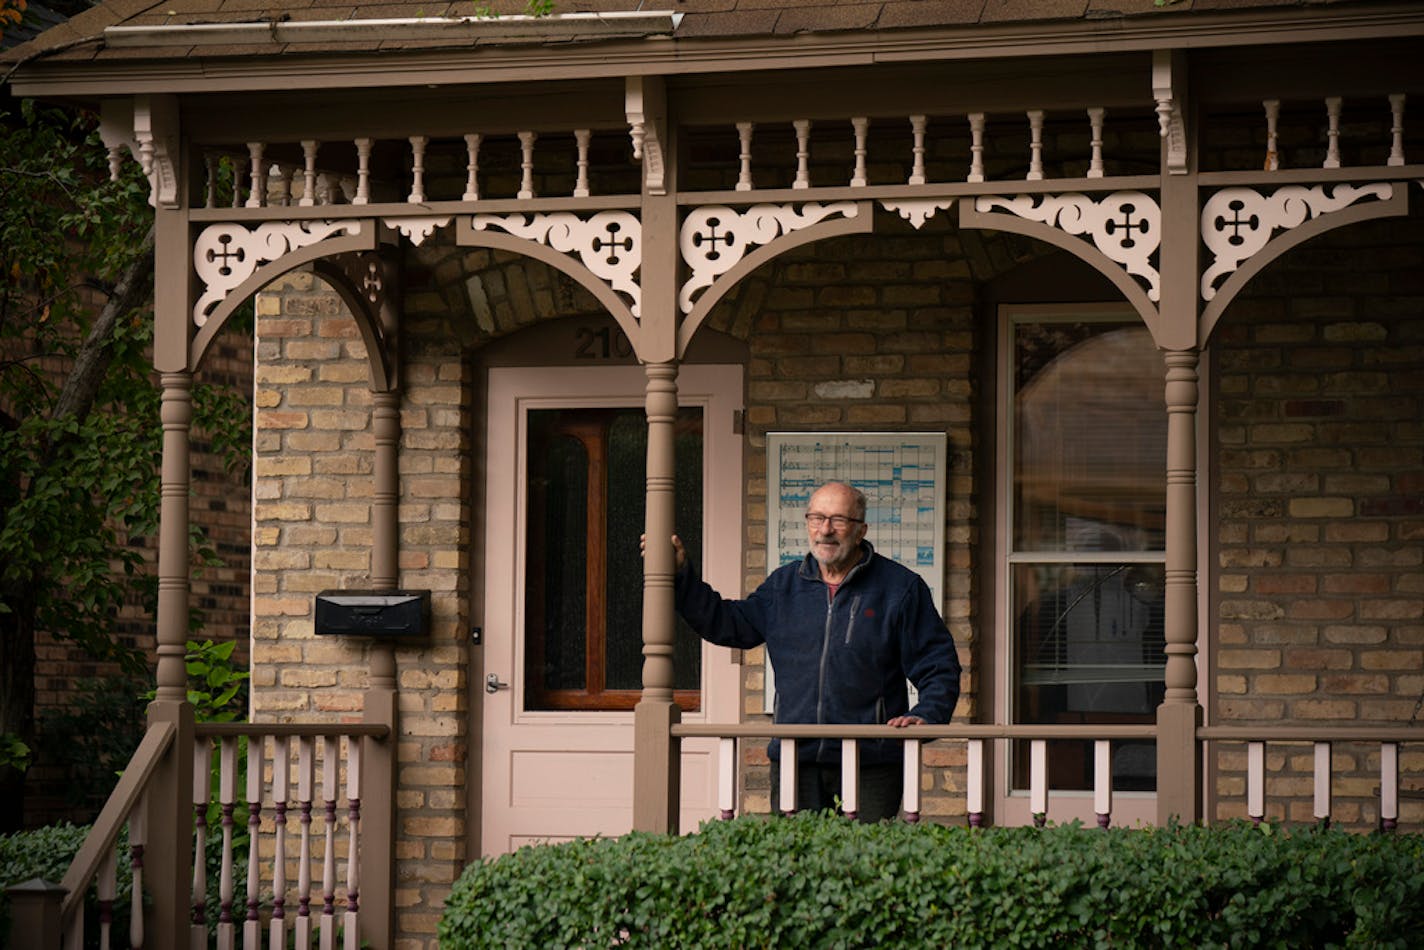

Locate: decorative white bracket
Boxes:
[626,76,668,196]
[975,192,1161,301]
[1200,183,1392,301]
[1152,50,1188,176]
[679,202,859,314]
[471,211,642,317]
[880,199,955,230]
[382,216,452,246]
[134,94,181,208]
[192,220,364,327]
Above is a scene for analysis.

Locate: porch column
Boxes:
[145,369,196,950]
[360,388,399,948]
[1157,348,1203,824]
[634,360,681,833]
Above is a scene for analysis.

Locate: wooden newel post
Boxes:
[634,361,682,833]
[6,879,65,950]
[1157,349,1203,825]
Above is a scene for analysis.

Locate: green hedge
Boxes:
[440,814,1424,949]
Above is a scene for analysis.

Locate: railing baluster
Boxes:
[97,848,117,950]
[717,738,737,819]
[1094,739,1112,828]
[244,737,264,950]
[735,122,754,192]
[574,129,592,198]
[296,736,315,949]
[968,113,986,183]
[217,737,238,950]
[271,736,291,950]
[518,131,537,199]
[1087,107,1105,178]
[344,740,362,950]
[192,739,212,944]
[204,153,218,208]
[792,119,811,189]
[850,117,869,188]
[245,142,265,208]
[320,737,338,950]
[779,739,797,815]
[463,133,482,201]
[129,799,146,950]
[1030,739,1047,827]
[1387,94,1405,166]
[908,115,927,185]
[408,136,428,204]
[300,140,319,207]
[353,138,372,205]
[1026,110,1044,181]
[1248,740,1266,825]
[840,739,859,820]
[902,739,921,824]
[1264,99,1280,170]
[1380,742,1399,832]
[966,739,985,828]
[1324,96,1342,169]
[1313,741,1332,829]
[230,155,246,208]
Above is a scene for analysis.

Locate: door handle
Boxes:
[485,673,510,694]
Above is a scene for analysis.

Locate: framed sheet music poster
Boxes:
[763,431,948,712]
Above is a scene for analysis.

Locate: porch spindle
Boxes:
[840,739,860,820]
[1030,739,1047,827]
[280,164,297,207]
[968,113,985,183]
[128,801,146,950]
[320,737,338,950]
[902,739,921,823]
[300,140,319,207]
[1087,107,1105,178]
[97,848,117,950]
[463,133,482,201]
[245,142,265,208]
[717,738,737,819]
[244,738,264,950]
[850,117,869,187]
[1388,94,1405,166]
[344,740,362,950]
[1313,741,1332,828]
[574,129,592,197]
[908,115,927,185]
[1094,740,1112,828]
[218,737,238,950]
[192,739,212,942]
[518,131,537,199]
[354,138,372,205]
[1264,100,1280,171]
[296,735,315,949]
[793,119,811,189]
[1381,742,1399,832]
[230,156,247,208]
[966,739,985,827]
[204,153,217,208]
[1248,740,1266,826]
[1324,97,1342,168]
[735,122,754,191]
[1026,110,1044,181]
[779,739,797,814]
[408,136,428,203]
[271,737,291,950]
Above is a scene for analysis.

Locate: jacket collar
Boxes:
[797,539,874,585]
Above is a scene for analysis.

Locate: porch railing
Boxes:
[673,723,1421,831]
[7,719,391,950]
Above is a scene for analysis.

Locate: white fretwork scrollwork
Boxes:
[383,216,452,246]
[976,192,1161,301]
[679,203,859,314]
[193,220,363,327]
[472,211,642,317]
[1200,184,1393,301]
[880,199,955,230]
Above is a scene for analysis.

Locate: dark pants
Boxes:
[770,761,903,822]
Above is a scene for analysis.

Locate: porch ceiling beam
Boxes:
[10,4,1423,99]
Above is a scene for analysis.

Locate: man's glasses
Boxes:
[805,513,864,531]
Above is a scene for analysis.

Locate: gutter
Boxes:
[102,11,684,48]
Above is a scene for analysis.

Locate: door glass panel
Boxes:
[525,406,703,710]
[1008,317,1166,792]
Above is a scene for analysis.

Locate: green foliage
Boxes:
[0,734,29,771]
[37,675,147,817]
[0,822,135,947]
[150,638,250,723]
[440,814,1424,949]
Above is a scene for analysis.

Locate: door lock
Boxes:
[485,673,510,694]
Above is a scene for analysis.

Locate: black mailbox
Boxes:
[315,590,430,638]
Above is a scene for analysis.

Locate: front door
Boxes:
[480,364,743,855]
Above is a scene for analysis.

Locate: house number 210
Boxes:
[574,325,634,360]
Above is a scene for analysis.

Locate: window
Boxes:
[1002,309,1166,792]
[523,406,704,711]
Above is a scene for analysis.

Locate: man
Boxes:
[653,480,961,821]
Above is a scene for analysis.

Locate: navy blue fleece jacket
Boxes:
[674,541,961,765]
